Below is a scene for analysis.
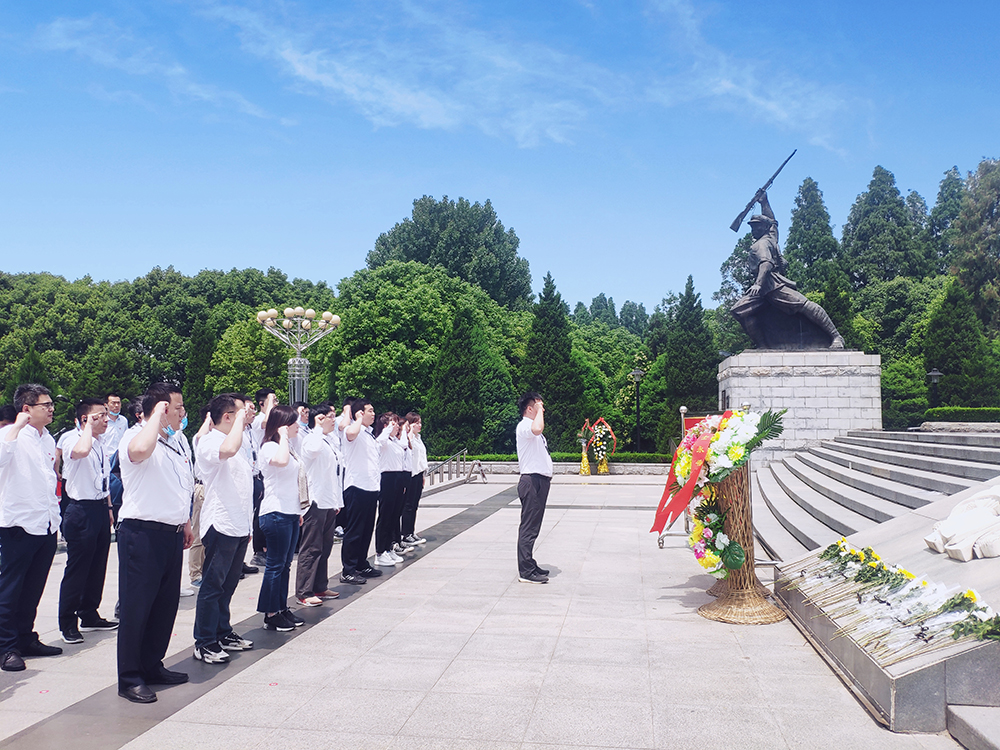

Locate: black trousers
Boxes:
[341,487,378,576]
[0,526,57,653]
[58,500,112,629]
[116,520,183,689]
[194,527,248,649]
[375,471,407,553]
[295,504,338,597]
[251,475,266,555]
[400,473,424,537]
[517,474,551,577]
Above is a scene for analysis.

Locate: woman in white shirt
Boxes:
[256,405,304,633]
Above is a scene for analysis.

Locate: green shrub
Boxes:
[923,407,1000,423]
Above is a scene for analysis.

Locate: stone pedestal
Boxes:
[717,350,882,467]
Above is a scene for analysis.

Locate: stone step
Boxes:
[770,460,879,537]
[801,446,954,509]
[756,468,840,552]
[836,434,1000,468]
[851,430,1000,449]
[751,473,810,563]
[829,436,1000,481]
[813,443,976,496]
[949,705,1000,750]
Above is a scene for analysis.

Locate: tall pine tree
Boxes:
[953,158,1000,334]
[425,305,485,454]
[784,178,840,292]
[928,166,967,272]
[840,166,931,289]
[520,273,584,451]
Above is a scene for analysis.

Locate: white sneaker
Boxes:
[374,552,397,567]
[388,550,404,563]
[180,586,195,597]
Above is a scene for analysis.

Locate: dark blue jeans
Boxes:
[194,527,248,648]
[256,512,299,614]
[0,526,57,653]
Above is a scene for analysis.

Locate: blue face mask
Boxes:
[165,425,176,437]
[181,415,189,431]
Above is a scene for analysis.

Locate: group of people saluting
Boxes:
[0,381,428,706]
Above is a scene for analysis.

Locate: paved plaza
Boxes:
[0,476,959,749]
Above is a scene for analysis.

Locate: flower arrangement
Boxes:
[780,537,1000,666]
[651,408,784,578]
[586,417,616,475]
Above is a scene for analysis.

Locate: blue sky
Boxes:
[2,1,997,313]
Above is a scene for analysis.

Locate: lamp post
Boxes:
[630,368,645,452]
[256,307,341,404]
[927,368,943,410]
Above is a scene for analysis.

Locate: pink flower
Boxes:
[703,528,713,539]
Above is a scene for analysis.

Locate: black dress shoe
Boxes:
[119,684,157,703]
[534,566,550,576]
[357,566,383,578]
[1,651,25,672]
[144,667,189,685]
[20,640,63,657]
[242,562,259,574]
[340,573,366,585]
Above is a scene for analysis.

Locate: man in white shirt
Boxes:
[295,403,343,605]
[400,412,428,547]
[58,398,118,645]
[103,392,129,523]
[116,382,195,703]
[248,388,276,568]
[192,394,256,665]
[0,384,64,672]
[515,392,553,584]
[340,399,382,585]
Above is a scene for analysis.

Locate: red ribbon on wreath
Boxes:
[586,417,617,455]
[650,411,731,534]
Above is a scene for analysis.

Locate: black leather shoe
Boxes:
[242,562,259,574]
[1,651,25,672]
[340,573,366,585]
[357,566,383,578]
[144,667,189,685]
[119,684,157,703]
[20,640,63,657]
[534,566,550,576]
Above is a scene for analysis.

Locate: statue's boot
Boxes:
[737,312,769,349]
[803,301,845,349]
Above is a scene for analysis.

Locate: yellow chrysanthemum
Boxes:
[699,551,721,570]
[727,444,746,462]
[965,589,979,602]
[900,569,915,580]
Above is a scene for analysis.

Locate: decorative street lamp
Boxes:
[630,368,645,453]
[927,368,943,409]
[256,307,341,404]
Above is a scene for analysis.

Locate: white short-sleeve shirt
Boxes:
[259,441,303,516]
[301,431,343,510]
[0,424,60,535]
[63,428,111,501]
[344,427,380,492]
[196,428,254,538]
[516,417,553,477]
[119,425,194,526]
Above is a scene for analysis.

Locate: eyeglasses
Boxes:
[31,401,55,410]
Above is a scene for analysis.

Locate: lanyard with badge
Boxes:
[158,436,195,493]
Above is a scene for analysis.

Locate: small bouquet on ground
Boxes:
[650,408,785,579]
[588,417,617,475]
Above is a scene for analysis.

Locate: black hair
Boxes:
[141,382,182,417]
[518,391,542,417]
[351,398,372,420]
[76,397,106,423]
[208,394,238,425]
[14,384,51,412]
[405,411,421,424]
[255,388,275,407]
[342,395,357,409]
[263,405,297,445]
[128,401,144,421]
[308,402,335,429]
[0,404,16,424]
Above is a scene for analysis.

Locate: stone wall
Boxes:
[717,350,882,465]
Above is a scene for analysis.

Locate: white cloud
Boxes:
[199,1,623,147]
[34,15,271,120]
[645,0,852,152]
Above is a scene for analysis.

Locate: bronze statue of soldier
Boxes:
[730,192,845,350]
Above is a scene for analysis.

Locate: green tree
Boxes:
[819,273,862,351]
[206,319,289,403]
[784,178,840,292]
[3,343,53,402]
[711,233,754,355]
[425,306,484,454]
[618,301,648,337]
[881,356,929,430]
[928,166,967,272]
[840,166,932,289]
[588,293,618,326]
[853,276,949,362]
[183,318,216,413]
[367,195,533,311]
[953,158,1000,333]
[572,301,591,325]
[923,280,996,408]
[520,273,584,450]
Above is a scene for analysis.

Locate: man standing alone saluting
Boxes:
[516,392,552,584]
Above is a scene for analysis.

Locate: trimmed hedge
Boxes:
[924,407,1000,423]
[429,452,672,463]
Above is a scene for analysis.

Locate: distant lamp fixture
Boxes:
[927,368,943,384]
[255,307,341,404]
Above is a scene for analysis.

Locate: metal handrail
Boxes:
[426,448,468,486]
